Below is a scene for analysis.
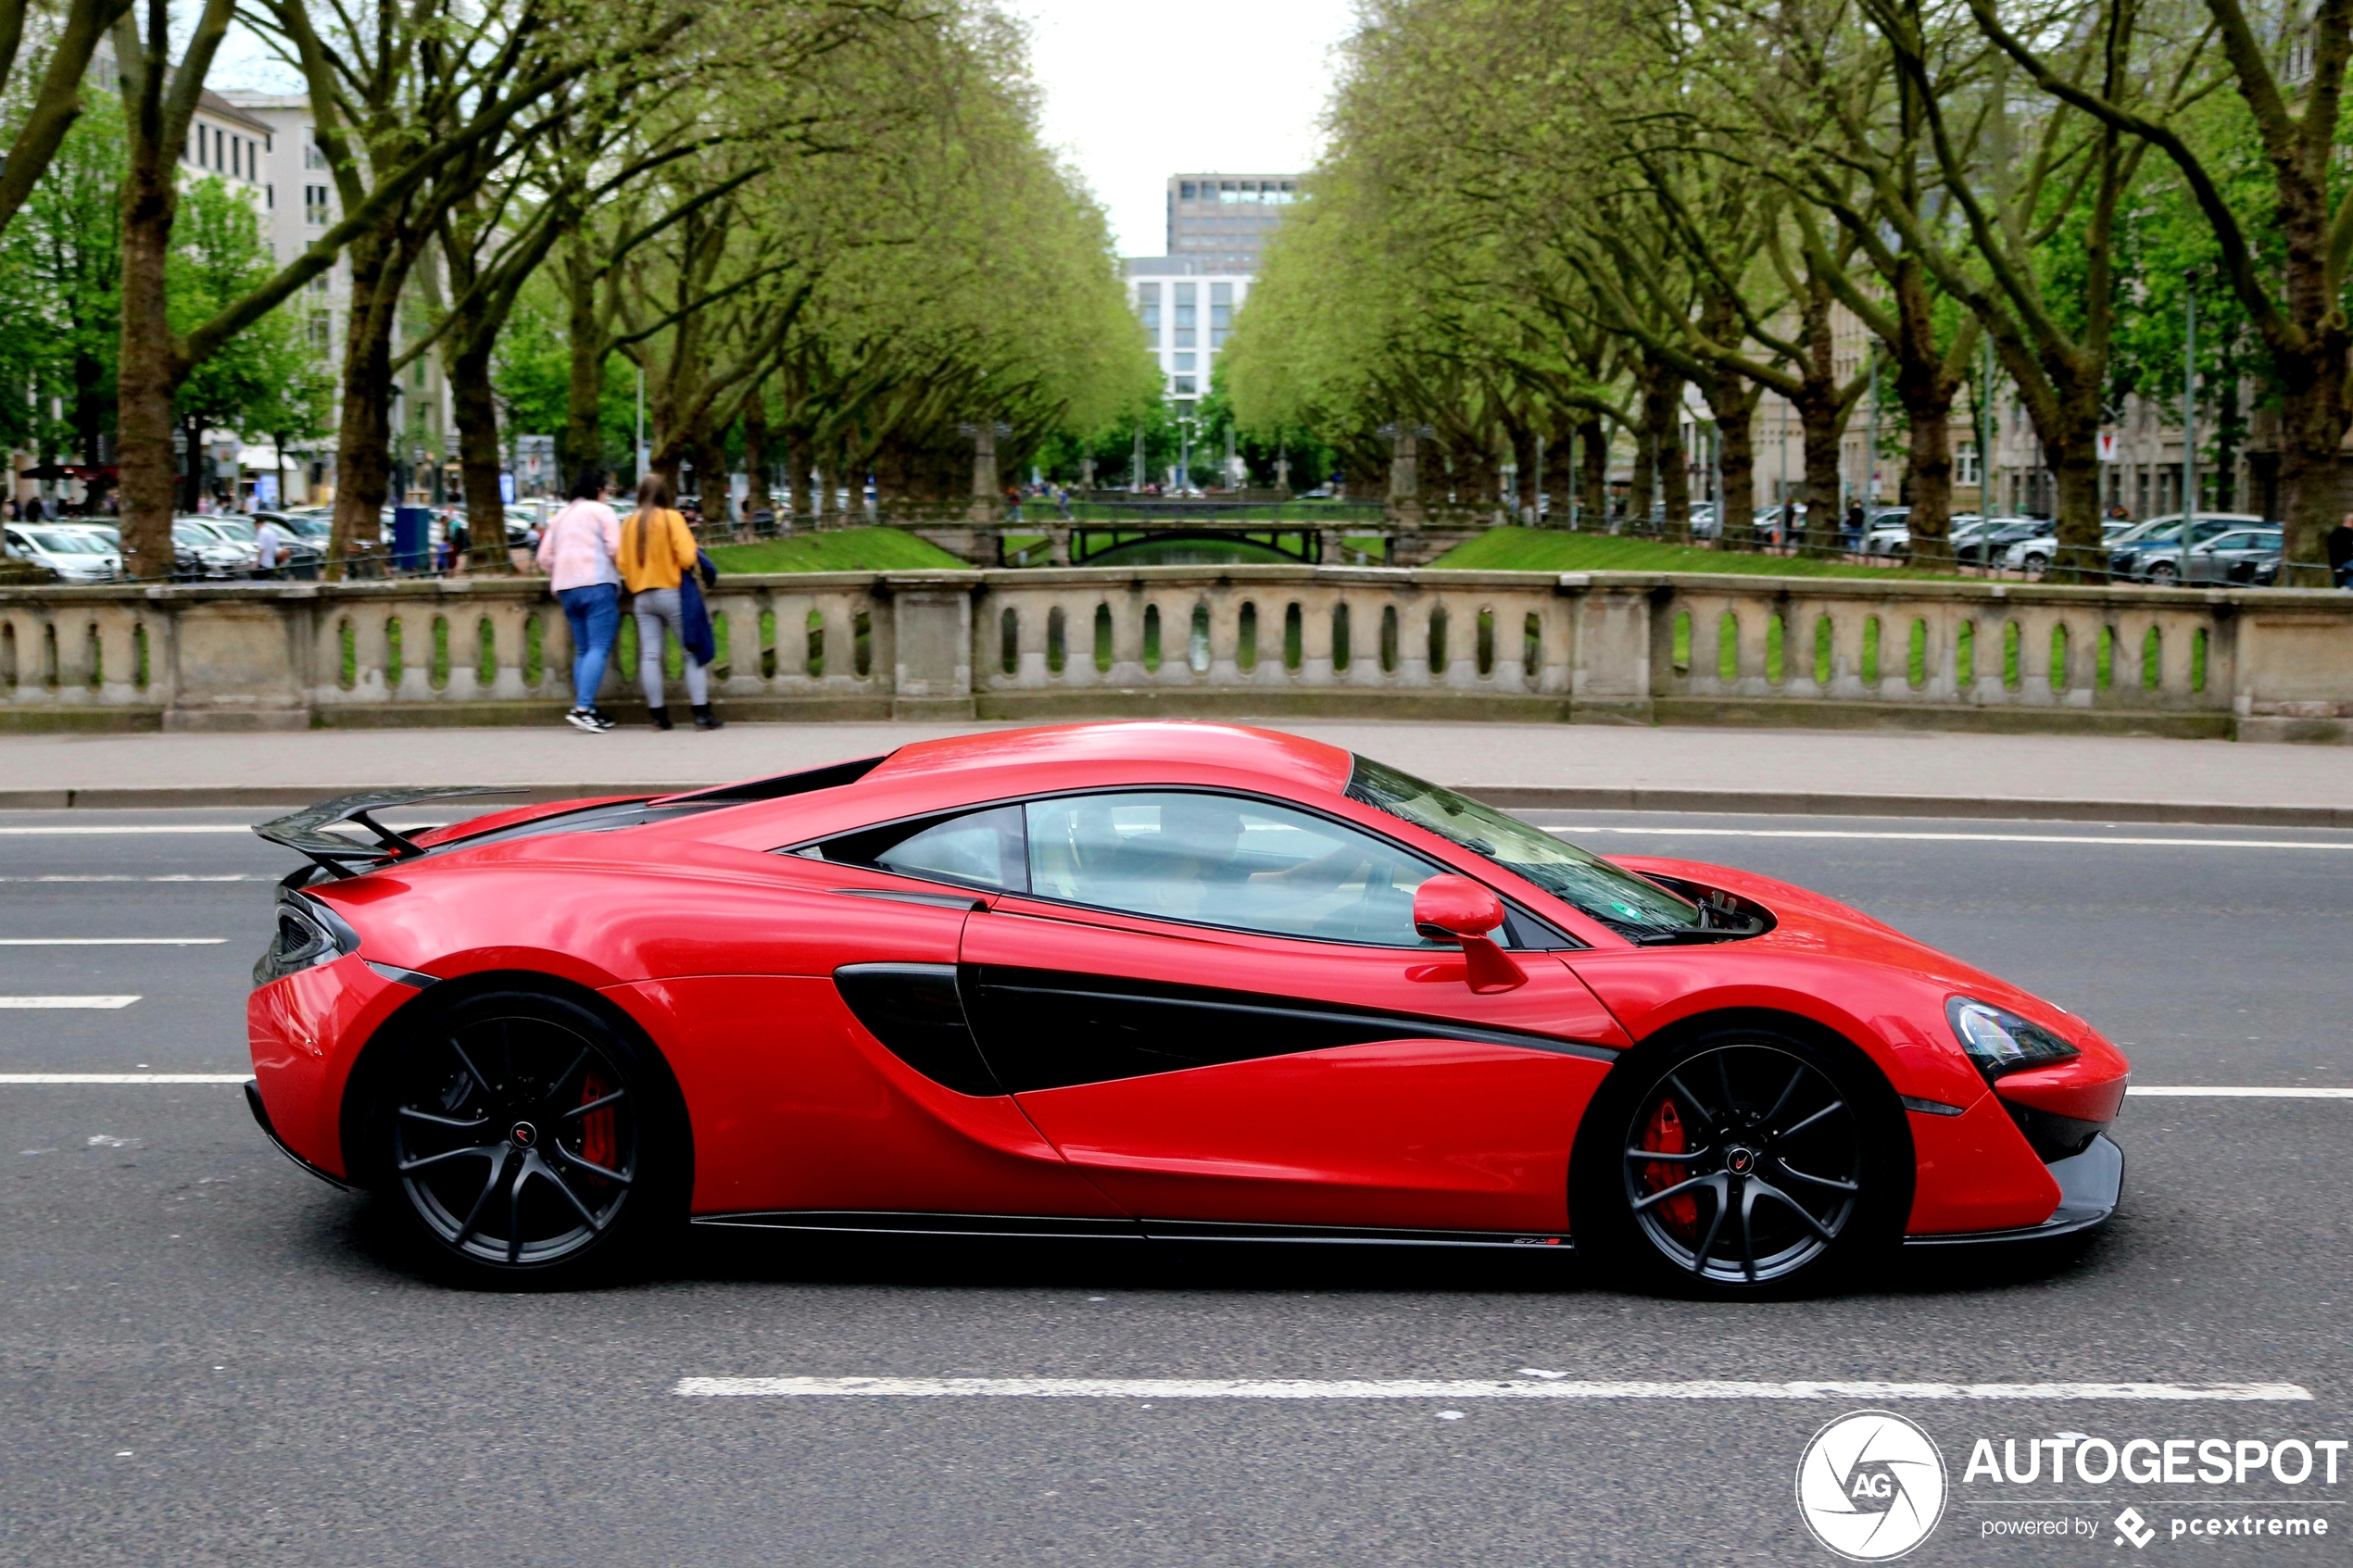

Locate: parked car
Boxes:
[5,524,119,583]
[172,518,254,578]
[1994,520,2142,577]
[2108,513,2268,583]
[1954,518,2047,566]
[2133,525,2284,586]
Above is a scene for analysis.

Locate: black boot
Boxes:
[648,707,673,731]
[692,704,724,730]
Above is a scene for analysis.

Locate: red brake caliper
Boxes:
[579,1070,616,1173]
[1639,1098,1698,1236]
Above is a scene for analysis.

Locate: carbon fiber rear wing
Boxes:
[253,786,521,880]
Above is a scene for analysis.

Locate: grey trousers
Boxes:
[633,587,709,708]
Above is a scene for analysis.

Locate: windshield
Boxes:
[1346,756,1704,939]
[28,530,103,554]
[203,519,258,542]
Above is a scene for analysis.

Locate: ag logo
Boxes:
[1795,1410,1948,1561]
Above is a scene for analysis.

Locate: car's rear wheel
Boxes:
[1572,1026,1908,1298]
[368,988,686,1288]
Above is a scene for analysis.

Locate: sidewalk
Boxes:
[0,720,2347,824]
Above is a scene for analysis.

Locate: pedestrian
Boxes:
[1054,483,1071,521]
[1842,500,1865,552]
[2329,513,2353,589]
[536,468,623,733]
[253,513,288,580]
[1006,484,1024,524]
[618,473,723,731]
[448,520,470,575]
[21,495,43,523]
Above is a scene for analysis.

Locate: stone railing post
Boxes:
[1559,572,1656,723]
[153,583,316,731]
[885,572,979,719]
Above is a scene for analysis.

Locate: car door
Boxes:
[957,789,1630,1237]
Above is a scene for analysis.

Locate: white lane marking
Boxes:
[2131,1085,2353,1098]
[0,938,224,947]
[0,996,140,1009]
[0,875,272,883]
[675,1376,2311,1402]
[1544,826,2353,850]
[0,1073,250,1084]
[0,825,259,834]
[0,821,445,837]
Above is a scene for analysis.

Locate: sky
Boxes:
[1007,0,1358,257]
[212,0,1361,259]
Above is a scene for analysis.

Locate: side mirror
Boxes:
[1413,875,1527,994]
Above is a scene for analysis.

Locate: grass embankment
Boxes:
[1431,528,1962,580]
[707,527,965,574]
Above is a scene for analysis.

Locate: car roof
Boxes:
[869,722,1355,795]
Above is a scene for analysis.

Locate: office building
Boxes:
[1166,172,1298,271]
[1126,257,1251,411]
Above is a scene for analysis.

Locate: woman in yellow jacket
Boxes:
[617,475,722,730]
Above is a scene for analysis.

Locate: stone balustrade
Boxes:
[2,567,2347,742]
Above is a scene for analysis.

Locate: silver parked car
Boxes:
[2133,525,2284,586]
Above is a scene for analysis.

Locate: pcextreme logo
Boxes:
[1797,1411,1951,1562]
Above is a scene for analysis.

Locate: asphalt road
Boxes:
[3,807,2350,1566]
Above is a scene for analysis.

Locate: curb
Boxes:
[0,782,2342,830]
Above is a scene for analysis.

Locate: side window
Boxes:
[818,805,1027,893]
[1024,791,1443,947]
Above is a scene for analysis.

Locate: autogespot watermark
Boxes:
[1799,1416,2347,1557]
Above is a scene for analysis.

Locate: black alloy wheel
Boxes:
[374,990,684,1286]
[1574,1028,1906,1297]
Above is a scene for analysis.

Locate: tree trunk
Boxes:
[326,226,410,575]
[2273,345,2349,587]
[1577,417,1608,530]
[1890,259,1961,569]
[1797,393,1845,558]
[1640,355,1688,542]
[447,335,509,572]
[1712,389,1759,551]
[785,427,811,522]
[113,143,178,579]
[1626,422,1655,534]
[561,242,604,483]
[741,393,770,529]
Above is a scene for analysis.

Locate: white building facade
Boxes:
[1125,257,1252,411]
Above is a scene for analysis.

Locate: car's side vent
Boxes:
[832,964,1004,1098]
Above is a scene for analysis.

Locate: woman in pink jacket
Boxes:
[535,469,624,732]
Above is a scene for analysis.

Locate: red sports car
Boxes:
[245,722,2127,1294]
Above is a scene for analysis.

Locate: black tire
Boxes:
[1571,1024,1910,1298]
[2148,561,2179,585]
[359,987,689,1289]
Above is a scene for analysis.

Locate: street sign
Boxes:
[2097,431,2119,462]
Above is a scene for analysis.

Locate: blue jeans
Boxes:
[559,583,621,710]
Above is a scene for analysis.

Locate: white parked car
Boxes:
[6,524,120,583]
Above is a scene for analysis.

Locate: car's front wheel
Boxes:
[2147,560,2179,584]
[1572,1026,1909,1297]
[364,988,688,1288]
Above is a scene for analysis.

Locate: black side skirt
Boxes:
[692,1210,1571,1250]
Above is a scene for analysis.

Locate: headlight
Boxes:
[1946,997,2079,1081]
[253,890,360,986]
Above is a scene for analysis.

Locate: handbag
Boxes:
[679,553,718,667]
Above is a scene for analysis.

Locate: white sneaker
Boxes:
[564,708,605,734]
